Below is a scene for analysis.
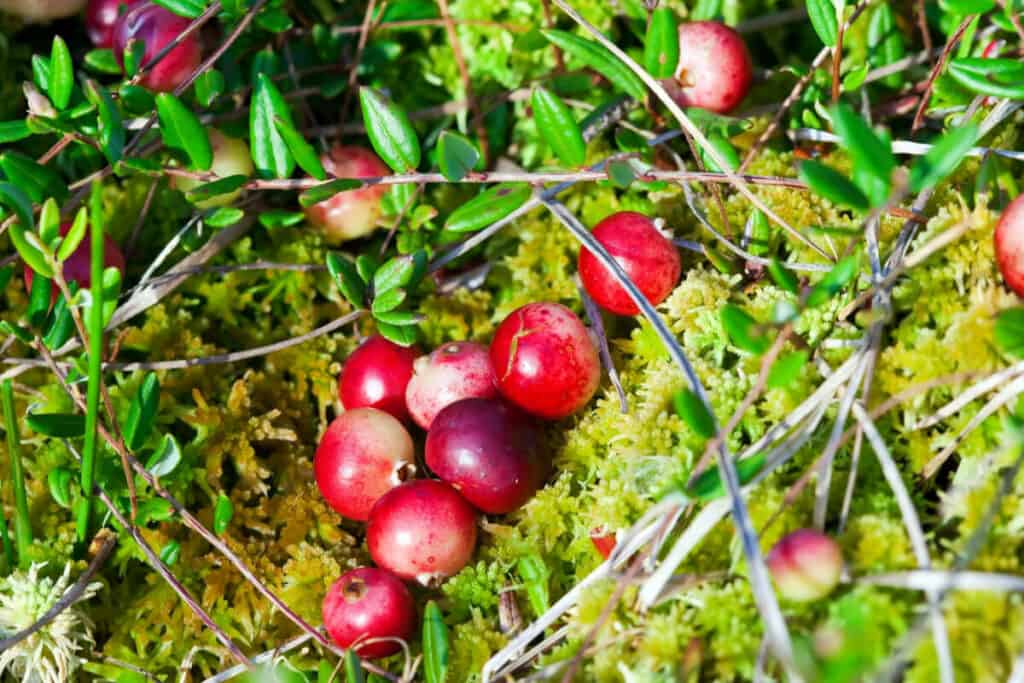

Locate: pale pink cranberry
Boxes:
[112,3,202,92]
[406,341,498,430]
[997,195,1024,297]
[766,529,843,602]
[24,222,126,303]
[322,567,416,659]
[339,335,419,423]
[86,0,141,48]
[304,145,391,243]
[173,130,254,208]
[670,21,753,114]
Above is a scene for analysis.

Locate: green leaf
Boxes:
[995,308,1024,358]
[124,373,160,451]
[79,266,121,328]
[437,130,480,181]
[807,0,839,47]
[205,207,244,228]
[186,175,249,204]
[517,555,550,616]
[84,80,124,163]
[372,288,406,314]
[767,350,809,389]
[748,209,771,256]
[255,6,294,32]
[542,30,646,100]
[908,123,979,193]
[644,8,679,78]
[137,499,174,526]
[767,259,799,294]
[445,184,532,233]
[374,310,423,326]
[721,304,770,354]
[673,388,716,439]
[38,199,60,248]
[423,602,449,683]
[326,253,366,307]
[258,210,305,229]
[146,434,182,478]
[941,0,995,13]
[841,63,870,92]
[298,178,361,208]
[0,152,68,204]
[607,160,635,188]
[798,160,870,211]
[152,0,206,18]
[687,453,766,502]
[26,272,52,327]
[49,36,73,110]
[373,252,425,293]
[344,651,365,683]
[0,264,11,292]
[9,223,52,278]
[84,48,122,75]
[160,540,181,566]
[214,493,233,534]
[156,93,212,171]
[356,255,378,284]
[377,321,418,346]
[867,3,906,89]
[360,87,421,172]
[700,132,740,173]
[531,88,586,167]
[806,254,860,307]
[43,285,76,349]
[0,320,33,343]
[194,69,225,107]
[26,413,85,438]
[948,57,1024,99]
[250,74,295,179]
[48,468,74,508]
[123,39,145,77]
[830,103,893,204]
[274,117,326,180]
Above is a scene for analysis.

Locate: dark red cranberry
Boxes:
[578,211,682,316]
[590,527,617,559]
[367,480,477,585]
[670,21,753,114]
[339,335,419,422]
[425,398,547,514]
[314,408,415,522]
[112,3,202,92]
[86,0,141,48]
[406,341,498,430]
[24,222,126,302]
[997,195,1024,297]
[489,302,600,420]
[766,529,843,602]
[304,145,390,244]
[322,567,416,659]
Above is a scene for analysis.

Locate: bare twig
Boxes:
[911,16,974,133]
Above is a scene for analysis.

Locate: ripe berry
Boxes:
[173,130,254,208]
[425,398,547,514]
[314,408,415,522]
[322,567,416,659]
[406,341,498,430]
[671,21,753,114]
[996,195,1024,297]
[367,480,478,585]
[304,145,390,244]
[578,211,682,316]
[766,529,843,602]
[0,0,85,22]
[339,335,418,422]
[24,223,126,302]
[113,3,202,93]
[489,302,600,420]
[590,527,617,559]
[86,0,141,48]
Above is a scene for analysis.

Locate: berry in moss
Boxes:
[590,527,617,559]
[86,0,140,48]
[367,479,477,586]
[322,567,416,659]
[339,335,419,422]
[578,211,682,316]
[314,407,415,522]
[406,341,498,430]
[24,223,126,302]
[766,529,843,602]
[996,195,1024,297]
[112,2,202,92]
[304,145,391,244]
[425,398,547,514]
[172,130,254,208]
[489,302,600,420]
[670,21,753,114]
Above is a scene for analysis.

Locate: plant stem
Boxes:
[1,379,31,568]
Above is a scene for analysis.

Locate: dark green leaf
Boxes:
[373,253,422,293]
[258,210,305,229]
[767,259,799,294]
[9,223,52,278]
[517,555,550,616]
[908,123,979,193]
[84,80,124,163]
[214,493,233,534]
[26,413,85,438]
[995,308,1024,358]
[298,178,361,208]
[84,48,122,75]
[445,184,532,233]
[43,284,76,350]
[152,0,206,18]
[146,434,182,478]
[949,57,1024,99]
[187,175,249,204]
[673,388,716,439]
[344,651,365,683]
[326,253,366,307]
[542,30,646,100]
[194,70,225,107]
[360,87,421,172]
[807,0,838,47]
[124,373,160,451]
[250,74,295,179]
[799,160,870,211]
[806,254,860,307]
[48,468,74,508]
[700,132,739,173]
[867,3,906,88]
[26,272,52,326]
[160,540,181,565]
[748,209,772,256]
[531,88,586,167]
[33,54,50,92]
[356,255,378,284]
[687,453,766,502]
[49,36,73,110]
[156,93,212,171]
[275,117,326,180]
[0,121,31,144]
[0,264,11,292]
[377,321,417,346]
[256,6,294,32]
[831,103,893,204]
[721,304,770,354]
[137,498,174,525]
[644,8,679,78]
[372,288,406,314]
[608,160,635,188]
[767,350,809,389]
[437,130,480,181]
[0,152,68,203]
[423,602,449,683]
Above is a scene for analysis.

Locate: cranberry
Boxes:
[996,195,1024,297]
[24,222,126,302]
[322,567,416,659]
[406,341,498,430]
[112,3,202,93]
[86,0,141,48]
[367,480,477,585]
[766,529,843,602]
[314,408,415,522]
[670,21,753,114]
[590,527,617,559]
[578,211,682,316]
[304,145,390,244]
[339,335,418,422]
[173,130,254,208]
[0,0,85,22]
[489,303,600,420]
[425,398,547,514]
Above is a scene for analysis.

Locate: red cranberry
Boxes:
[670,21,753,114]
[406,341,498,430]
[590,527,617,559]
[339,335,419,422]
[996,195,1024,297]
[322,567,416,659]
[314,408,415,522]
[766,529,843,602]
[112,3,202,93]
[367,480,477,585]
[0,0,85,22]
[578,211,682,316]
[24,222,126,302]
[173,130,254,208]
[489,302,600,420]
[304,145,390,244]
[425,398,547,514]
[86,0,141,48]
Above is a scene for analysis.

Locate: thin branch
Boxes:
[910,15,974,133]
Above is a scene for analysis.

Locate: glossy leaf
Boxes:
[344,651,365,683]
[84,80,124,163]
[445,184,532,233]
[38,199,60,247]
[160,540,181,566]
[146,434,183,478]
[532,88,586,167]
[298,178,361,208]
[214,494,233,534]
[187,175,249,204]
[908,123,979,193]
[0,121,31,144]
[799,160,870,211]
[258,210,305,229]
[949,57,1024,99]
[43,285,76,350]
[205,207,244,228]
[9,223,52,278]
[700,132,740,173]
[941,0,995,13]
[275,116,326,180]
[377,321,418,346]
[48,468,74,508]
[437,130,480,181]
[124,373,160,451]
[360,87,421,172]
[673,388,716,439]
[996,308,1024,358]
[194,69,225,107]
[644,8,679,78]
[542,30,646,100]
[807,0,838,47]
[721,304,770,354]
[767,259,799,294]
[372,288,406,315]
[49,36,73,110]
[250,74,295,179]
[152,0,206,18]
[423,602,449,683]
[80,266,122,328]
[0,153,67,204]
[767,350,809,388]
[867,3,906,88]
[831,103,893,203]
[688,453,767,501]
[26,272,52,327]
[373,251,426,293]
[326,252,366,307]
[26,413,86,438]
[806,254,860,307]
[156,93,213,171]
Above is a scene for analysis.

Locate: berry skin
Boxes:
[766,529,843,602]
[590,528,617,559]
[86,0,141,48]
[339,335,419,422]
[578,211,682,316]
[425,398,548,514]
[0,0,85,22]
[314,408,415,522]
[406,341,498,430]
[113,3,202,93]
[996,195,1024,297]
[367,480,478,586]
[173,130,254,208]
[322,567,416,659]
[670,21,753,114]
[304,145,390,244]
[489,302,601,420]
[24,223,126,303]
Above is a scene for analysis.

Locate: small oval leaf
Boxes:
[445,184,532,233]
[531,88,586,167]
[437,130,480,181]
[360,87,421,173]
